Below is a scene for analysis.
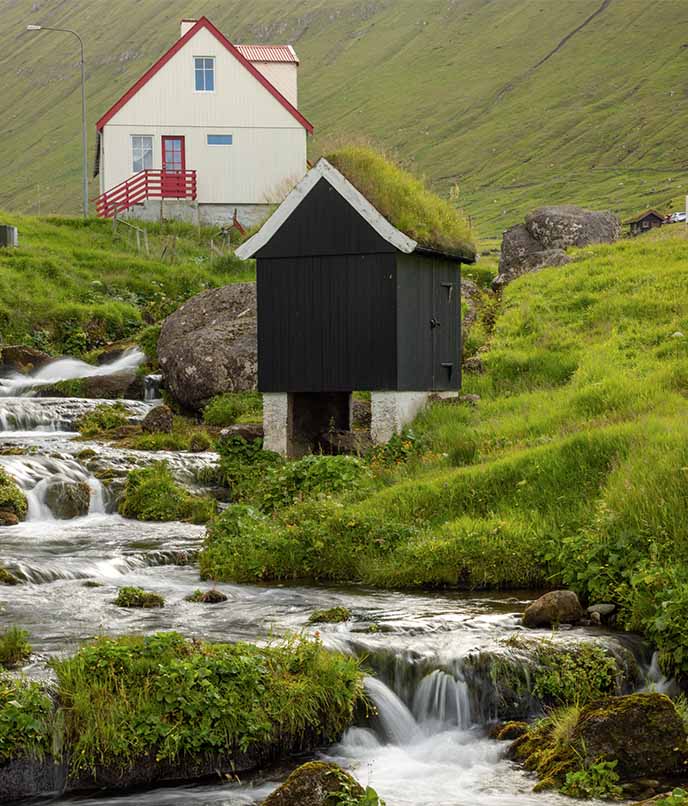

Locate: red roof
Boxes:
[95,17,312,133]
[236,44,299,64]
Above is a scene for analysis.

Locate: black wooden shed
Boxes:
[236,157,476,454]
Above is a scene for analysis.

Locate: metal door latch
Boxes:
[430,318,441,329]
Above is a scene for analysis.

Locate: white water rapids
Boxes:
[0,353,655,805]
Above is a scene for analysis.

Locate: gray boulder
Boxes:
[158,284,257,412]
[493,205,619,290]
[142,404,174,434]
[525,205,620,250]
[523,590,583,628]
[44,479,90,519]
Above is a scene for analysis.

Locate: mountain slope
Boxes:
[1,0,687,234]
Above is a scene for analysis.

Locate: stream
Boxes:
[0,355,663,805]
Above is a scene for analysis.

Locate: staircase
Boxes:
[95,170,197,218]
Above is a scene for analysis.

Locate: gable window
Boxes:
[207,134,232,145]
[195,57,215,92]
[131,135,153,173]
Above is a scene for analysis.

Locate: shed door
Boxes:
[431,264,460,389]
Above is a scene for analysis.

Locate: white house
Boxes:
[94,17,312,226]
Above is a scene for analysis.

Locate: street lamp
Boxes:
[26,24,89,218]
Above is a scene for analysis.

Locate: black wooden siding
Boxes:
[256,177,462,393]
[258,254,397,392]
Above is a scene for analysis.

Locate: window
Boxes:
[207,134,233,145]
[131,135,153,172]
[195,57,215,91]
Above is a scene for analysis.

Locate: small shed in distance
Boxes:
[624,209,666,237]
[236,154,476,456]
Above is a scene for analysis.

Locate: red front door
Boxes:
[161,136,186,196]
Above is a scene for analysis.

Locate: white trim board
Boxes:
[235,157,418,260]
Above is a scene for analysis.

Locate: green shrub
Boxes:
[138,323,161,365]
[189,431,212,452]
[113,587,164,608]
[531,642,619,706]
[657,789,688,806]
[0,469,27,522]
[308,607,351,624]
[77,402,129,436]
[212,436,283,501]
[560,760,623,800]
[203,392,262,427]
[118,461,216,523]
[52,632,363,775]
[0,627,32,667]
[0,675,53,762]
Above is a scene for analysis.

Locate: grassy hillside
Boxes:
[201,227,688,676]
[1,0,688,236]
[0,214,250,355]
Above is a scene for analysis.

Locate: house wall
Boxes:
[100,26,306,203]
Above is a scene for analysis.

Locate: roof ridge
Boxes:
[96,17,311,132]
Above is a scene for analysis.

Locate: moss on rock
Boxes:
[185,588,227,604]
[263,761,365,806]
[0,566,21,585]
[113,587,164,608]
[511,693,688,794]
[0,469,27,525]
[308,607,352,625]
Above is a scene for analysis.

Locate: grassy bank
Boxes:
[200,228,688,676]
[0,632,362,779]
[0,214,252,356]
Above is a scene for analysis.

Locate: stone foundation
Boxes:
[370,391,430,444]
[123,200,271,229]
[263,392,352,458]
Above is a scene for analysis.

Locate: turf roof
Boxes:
[326,146,476,261]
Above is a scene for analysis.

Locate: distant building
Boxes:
[94,17,312,226]
[624,209,666,237]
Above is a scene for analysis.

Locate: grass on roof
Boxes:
[326,146,476,260]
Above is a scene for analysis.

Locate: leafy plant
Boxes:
[308,607,351,624]
[118,461,216,523]
[203,392,262,427]
[0,626,32,667]
[0,674,53,762]
[0,469,27,522]
[532,643,619,706]
[560,760,623,800]
[657,788,688,806]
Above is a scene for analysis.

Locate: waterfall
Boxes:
[0,348,145,397]
[144,374,163,401]
[0,397,151,433]
[412,668,472,731]
[364,676,422,745]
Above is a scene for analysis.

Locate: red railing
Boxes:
[95,169,197,218]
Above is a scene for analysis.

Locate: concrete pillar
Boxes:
[370,391,430,444]
[262,392,290,456]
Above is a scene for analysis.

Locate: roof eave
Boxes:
[413,244,476,264]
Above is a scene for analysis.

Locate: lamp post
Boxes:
[27,24,89,218]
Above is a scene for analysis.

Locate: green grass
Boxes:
[0,674,53,762]
[327,145,475,258]
[0,214,252,355]
[0,627,32,668]
[113,587,165,608]
[199,229,688,676]
[118,461,217,523]
[3,1,688,235]
[51,632,363,775]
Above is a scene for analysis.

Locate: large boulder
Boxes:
[573,694,688,779]
[0,346,51,376]
[158,284,257,412]
[263,762,365,806]
[44,479,90,519]
[493,205,619,289]
[525,205,621,250]
[523,590,583,628]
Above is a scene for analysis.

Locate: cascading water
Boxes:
[0,353,661,805]
[0,348,145,397]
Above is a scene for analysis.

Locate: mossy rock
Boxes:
[263,761,364,806]
[0,566,21,585]
[308,607,352,625]
[512,693,688,792]
[497,721,529,741]
[0,470,27,524]
[185,589,227,604]
[573,693,688,779]
[113,587,164,608]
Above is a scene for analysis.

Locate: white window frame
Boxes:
[194,56,215,93]
[131,135,153,173]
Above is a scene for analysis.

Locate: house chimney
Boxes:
[180,19,198,37]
